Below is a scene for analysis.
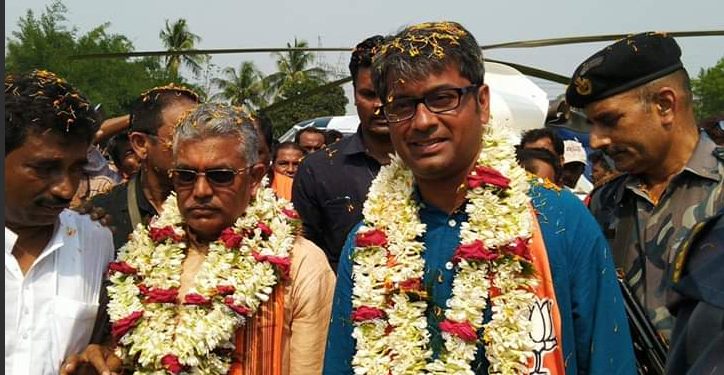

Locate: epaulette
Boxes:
[671,210,724,283]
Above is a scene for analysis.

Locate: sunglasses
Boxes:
[169,167,251,187]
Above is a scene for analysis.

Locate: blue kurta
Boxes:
[323,183,636,374]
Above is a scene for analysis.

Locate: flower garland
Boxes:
[107,182,300,374]
[351,124,538,374]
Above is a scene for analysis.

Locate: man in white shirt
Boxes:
[5,70,115,375]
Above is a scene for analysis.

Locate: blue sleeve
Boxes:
[559,189,637,374]
[322,222,360,375]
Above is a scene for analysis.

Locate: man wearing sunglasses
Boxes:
[66,103,334,374]
[324,22,635,374]
[61,85,202,372]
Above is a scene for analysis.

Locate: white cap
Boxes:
[563,139,588,165]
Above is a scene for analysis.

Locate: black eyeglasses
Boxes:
[382,85,481,123]
[169,167,251,187]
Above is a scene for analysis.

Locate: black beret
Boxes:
[566,32,683,108]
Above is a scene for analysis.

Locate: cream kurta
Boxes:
[282,237,335,374]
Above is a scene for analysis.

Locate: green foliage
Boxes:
[4,0,175,116]
[692,57,724,120]
[265,77,348,138]
[211,61,269,113]
[265,38,328,98]
[159,18,207,79]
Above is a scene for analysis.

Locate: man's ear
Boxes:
[654,87,676,126]
[129,132,149,160]
[248,163,267,197]
[477,84,491,124]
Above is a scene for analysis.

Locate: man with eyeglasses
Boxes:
[89,84,201,250]
[292,35,393,272]
[64,103,335,374]
[324,21,635,374]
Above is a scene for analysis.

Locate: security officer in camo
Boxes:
[566,32,724,341]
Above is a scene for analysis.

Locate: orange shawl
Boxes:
[229,285,285,375]
[527,206,566,374]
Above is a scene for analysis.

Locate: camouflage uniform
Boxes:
[589,134,724,340]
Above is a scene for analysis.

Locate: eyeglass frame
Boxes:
[381,84,482,123]
[169,166,253,188]
[133,131,174,151]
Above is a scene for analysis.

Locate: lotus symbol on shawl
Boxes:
[529,298,557,374]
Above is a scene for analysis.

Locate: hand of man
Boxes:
[60,344,122,375]
[74,202,114,230]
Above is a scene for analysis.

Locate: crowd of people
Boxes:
[5,20,723,375]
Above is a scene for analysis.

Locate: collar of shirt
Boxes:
[412,185,468,225]
[341,128,368,157]
[135,171,158,217]
[4,212,76,269]
[616,134,722,205]
[5,227,18,254]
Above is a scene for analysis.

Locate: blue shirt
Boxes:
[323,183,636,374]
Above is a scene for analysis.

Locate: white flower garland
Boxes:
[107,182,299,374]
[351,124,538,375]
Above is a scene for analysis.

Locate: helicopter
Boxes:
[72,30,723,141]
[73,30,723,375]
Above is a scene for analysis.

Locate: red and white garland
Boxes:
[107,183,300,374]
[351,124,538,374]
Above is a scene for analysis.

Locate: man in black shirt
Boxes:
[293,35,392,271]
[91,84,200,249]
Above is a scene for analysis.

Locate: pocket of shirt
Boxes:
[51,297,99,369]
[323,196,357,216]
[323,196,360,229]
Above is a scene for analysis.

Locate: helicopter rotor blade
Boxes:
[70,30,724,59]
[485,59,570,84]
[481,30,724,50]
[71,47,353,60]
[261,76,353,112]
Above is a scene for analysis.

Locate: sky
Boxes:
[5,0,724,114]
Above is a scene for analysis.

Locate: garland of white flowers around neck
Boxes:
[107,181,300,374]
[350,124,539,375]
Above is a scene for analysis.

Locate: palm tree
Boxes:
[265,38,327,98]
[159,18,206,78]
[211,61,269,113]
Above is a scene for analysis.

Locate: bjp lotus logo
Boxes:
[529,298,557,374]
